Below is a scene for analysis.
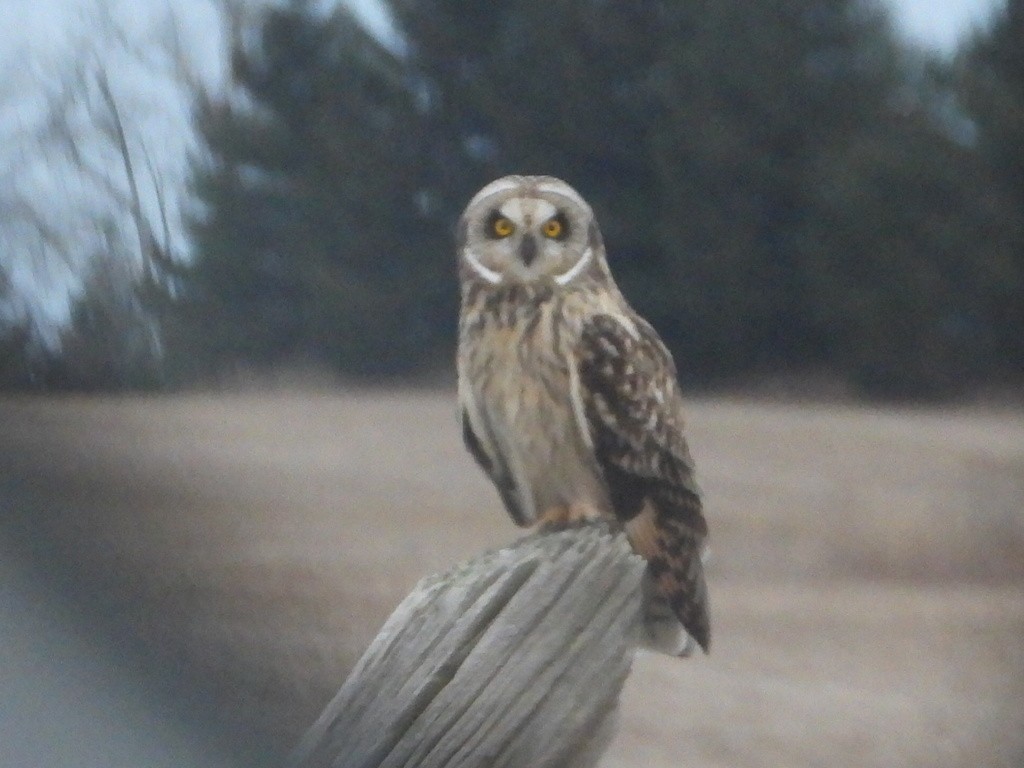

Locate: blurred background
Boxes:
[1,0,1022,398]
[1,0,1022,766]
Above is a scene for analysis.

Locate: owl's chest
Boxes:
[463,313,606,513]
[470,321,575,440]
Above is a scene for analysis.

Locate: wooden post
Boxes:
[288,523,647,768]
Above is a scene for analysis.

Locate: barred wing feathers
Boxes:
[577,313,711,653]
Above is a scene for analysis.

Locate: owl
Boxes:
[456,175,710,655]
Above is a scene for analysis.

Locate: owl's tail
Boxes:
[626,506,711,656]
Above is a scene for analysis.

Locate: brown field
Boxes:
[1,391,1023,767]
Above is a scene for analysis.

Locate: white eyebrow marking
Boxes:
[530,199,557,222]
[553,246,593,285]
[500,198,525,222]
[464,248,502,284]
[501,198,557,226]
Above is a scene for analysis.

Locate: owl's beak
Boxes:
[518,234,538,267]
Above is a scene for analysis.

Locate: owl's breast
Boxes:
[461,309,610,523]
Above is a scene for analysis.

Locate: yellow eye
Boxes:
[493,217,514,238]
[542,218,563,239]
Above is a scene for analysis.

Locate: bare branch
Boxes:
[93,67,152,269]
[140,140,173,261]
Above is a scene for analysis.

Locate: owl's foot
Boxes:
[536,502,607,532]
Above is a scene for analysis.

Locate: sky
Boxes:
[0,0,1009,333]
[888,0,1004,49]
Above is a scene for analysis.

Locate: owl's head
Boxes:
[457,175,609,288]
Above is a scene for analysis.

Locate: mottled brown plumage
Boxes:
[456,175,710,655]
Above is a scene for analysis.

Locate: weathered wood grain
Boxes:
[288,524,647,768]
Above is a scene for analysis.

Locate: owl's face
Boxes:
[458,176,601,287]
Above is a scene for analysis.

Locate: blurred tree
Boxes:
[184,1,688,379]
[649,0,904,379]
[35,62,183,391]
[183,2,453,377]
[0,6,196,391]
[178,0,1024,397]
[0,324,36,389]
[390,0,669,269]
[958,0,1024,377]
[0,267,37,389]
[803,107,1015,396]
[47,239,165,391]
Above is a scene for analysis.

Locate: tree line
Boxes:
[3,0,1023,398]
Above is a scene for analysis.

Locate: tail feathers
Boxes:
[640,575,700,656]
[627,506,711,655]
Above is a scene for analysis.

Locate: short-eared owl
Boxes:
[456,175,710,655]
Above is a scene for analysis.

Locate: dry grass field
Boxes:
[1,391,1022,767]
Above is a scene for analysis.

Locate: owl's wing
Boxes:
[577,313,710,652]
[460,407,531,527]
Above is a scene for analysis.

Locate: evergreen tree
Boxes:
[0,326,32,388]
[804,107,1015,396]
[958,0,1024,376]
[48,247,164,391]
[390,0,668,261]
[649,0,903,379]
[176,0,1021,396]
[185,3,453,377]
